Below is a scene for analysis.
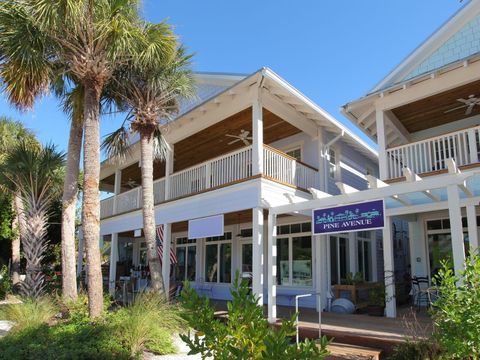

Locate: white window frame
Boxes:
[276,221,313,288]
[327,146,341,180]
[175,236,197,282]
[204,232,233,284]
[282,141,304,161]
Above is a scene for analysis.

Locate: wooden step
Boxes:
[326,342,383,360]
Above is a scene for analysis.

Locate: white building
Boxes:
[89,68,380,309]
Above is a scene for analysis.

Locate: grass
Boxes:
[0,292,186,360]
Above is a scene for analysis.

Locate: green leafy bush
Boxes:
[388,340,443,360]
[112,292,186,357]
[0,297,57,331]
[0,265,12,299]
[431,253,480,358]
[180,275,330,359]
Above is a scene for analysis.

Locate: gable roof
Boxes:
[370,0,480,94]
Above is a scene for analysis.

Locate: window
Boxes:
[357,231,373,282]
[328,148,338,179]
[330,235,349,285]
[139,241,148,266]
[276,222,312,286]
[205,232,232,283]
[175,237,196,282]
[286,147,302,161]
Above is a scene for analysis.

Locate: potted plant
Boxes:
[367,284,386,316]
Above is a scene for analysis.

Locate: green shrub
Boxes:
[0,297,57,331]
[112,292,186,357]
[431,253,480,359]
[180,274,330,359]
[389,340,443,360]
[0,265,12,299]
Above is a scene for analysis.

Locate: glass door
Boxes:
[330,235,349,285]
[239,240,252,275]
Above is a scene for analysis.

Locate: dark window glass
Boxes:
[240,228,253,238]
[292,236,312,286]
[205,245,218,282]
[427,220,442,231]
[187,246,196,281]
[290,223,301,234]
[302,222,312,233]
[277,238,289,285]
[175,247,186,282]
[219,243,231,283]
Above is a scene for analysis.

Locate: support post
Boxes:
[165,145,174,200]
[252,207,264,305]
[348,232,357,275]
[317,127,326,191]
[466,205,479,253]
[267,212,277,323]
[319,235,329,310]
[376,110,388,180]
[383,216,397,318]
[162,223,172,298]
[113,169,122,214]
[447,185,466,276]
[468,128,479,163]
[252,92,264,176]
[109,233,118,296]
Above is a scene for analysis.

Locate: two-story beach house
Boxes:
[265,0,480,321]
[86,68,379,309]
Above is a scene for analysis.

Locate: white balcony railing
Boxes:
[386,126,480,179]
[100,145,319,218]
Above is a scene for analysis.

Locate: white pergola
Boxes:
[266,159,480,322]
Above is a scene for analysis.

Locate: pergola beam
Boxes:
[403,167,440,201]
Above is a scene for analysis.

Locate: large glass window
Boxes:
[175,237,196,282]
[205,232,232,283]
[330,235,349,285]
[285,147,302,161]
[276,222,312,287]
[357,232,372,282]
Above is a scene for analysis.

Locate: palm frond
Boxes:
[101,125,132,162]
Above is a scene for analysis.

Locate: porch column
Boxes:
[162,223,172,298]
[108,233,119,296]
[383,216,397,318]
[76,229,84,278]
[165,145,174,200]
[371,231,378,282]
[316,235,329,311]
[113,169,122,215]
[447,185,466,275]
[252,93,264,176]
[376,110,388,180]
[317,127,326,191]
[466,205,479,253]
[252,207,264,305]
[348,232,357,275]
[267,212,277,323]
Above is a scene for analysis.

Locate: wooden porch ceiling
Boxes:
[173,107,301,172]
[392,79,480,133]
[101,160,165,192]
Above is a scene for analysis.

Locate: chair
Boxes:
[411,276,430,310]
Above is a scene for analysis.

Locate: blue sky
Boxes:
[0,0,465,153]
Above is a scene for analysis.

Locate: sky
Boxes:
[0,0,466,154]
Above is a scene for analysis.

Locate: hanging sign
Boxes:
[312,199,385,235]
[188,214,224,239]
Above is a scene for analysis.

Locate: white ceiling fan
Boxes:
[126,179,138,188]
[444,94,480,115]
[226,129,253,146]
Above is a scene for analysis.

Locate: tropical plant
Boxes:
[0,0,177,317]
[0,143,65,298]
[180,274,330,359]
[0,118,38,288]
[0,265,12,299]
[431,253,480,359]
[102,47,195,292]
[0,297,57,332]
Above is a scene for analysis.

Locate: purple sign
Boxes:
[312,199,385,235]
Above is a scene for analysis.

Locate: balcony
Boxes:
[385,125,480,180]
[100,145,319,219]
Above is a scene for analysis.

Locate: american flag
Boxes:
[156,224,178,265]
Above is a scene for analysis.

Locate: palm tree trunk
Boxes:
[61,120,83,301]
[82,84,103,317]
[140,134,165,294]
[11,193,23,288]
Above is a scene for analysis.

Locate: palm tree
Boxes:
[102,46,195,293]
[0,143,65,298]
[0,0,177,316]
[0,118,38,289]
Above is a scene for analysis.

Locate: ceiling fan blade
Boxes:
[225,134,239,138]
[457,98,470,104]
[466,104,475,115]
[444,104,467,113]
[242,139,250,146]
[228,138,241,145]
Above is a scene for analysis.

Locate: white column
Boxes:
[252,207,264,305]
[164,145,174,200]
[468,128,479,163]
[376,110,388,180]
[371,231,378,282]
[317,127,326,191]
[252,93,264,176]
[383,216,397,318]
[162,223,172,298]
[267,212,277,323]
[447,185,466,275]
[348,232,357,275]
[466,205,479,253]
[109,233,119,296]
[76,229,84,278]
[113,169,122,214]
[319,235,330,310]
